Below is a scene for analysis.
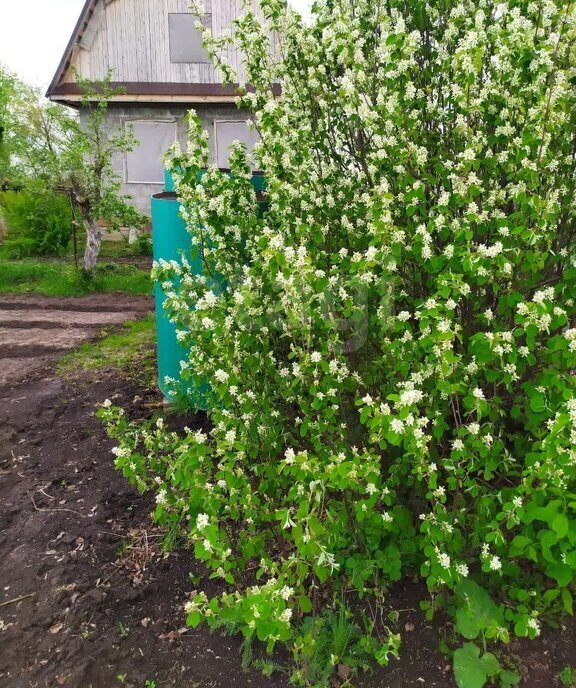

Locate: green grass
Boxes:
[0,235,151,261]
[99,238,150,258]
[58,315,156,384]
[560,667,576,688]
[0,258,152,297]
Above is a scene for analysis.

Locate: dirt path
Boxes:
[0,294,153,387]
[0,366,286,688]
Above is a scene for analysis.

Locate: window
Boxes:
[125,120,177,184]
[169,13,211,64]
[214,120,260,169]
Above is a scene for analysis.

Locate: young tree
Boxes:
[70,74,146,271]
[1,69,145,269]
[0,66,61,244]
[0,66,34,188]
[0,66,12,237]
[102,0,576,683]
[0,67,12,182]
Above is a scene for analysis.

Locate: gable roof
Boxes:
[46,0,96,99]
[47,0,280,106]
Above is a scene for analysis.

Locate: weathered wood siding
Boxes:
[63,0,277,85]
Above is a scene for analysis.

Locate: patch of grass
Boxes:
[58,316,156,385]
[99,238,151,258]
[99,239,136,258]
[560,667,576,688]
[0,258,151,296]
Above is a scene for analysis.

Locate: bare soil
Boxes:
[0,295,152,386]
[0,294,574,688]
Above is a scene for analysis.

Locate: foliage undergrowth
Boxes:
[0,189,72,257]
[0,258,151,296]
[101,0,576,686]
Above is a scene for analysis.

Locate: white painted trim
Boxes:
[123,119,178,184]
[124,181,166,186]
[213,118,251,169]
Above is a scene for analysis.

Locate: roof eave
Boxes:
[48,81,281,104]
[49,93,239,105]
[46,0,97,99]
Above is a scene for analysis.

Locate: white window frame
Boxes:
[213,119,259,169]
[123,119,178,185]
[168,12,212,64]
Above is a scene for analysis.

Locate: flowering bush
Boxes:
[100,0,576,684]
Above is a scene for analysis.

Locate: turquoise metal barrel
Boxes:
[151,169,267,408]
[164,168,175,192]
[151,190,186,402]
[151,186,211,409]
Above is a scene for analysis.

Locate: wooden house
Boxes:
[47,0,273,213]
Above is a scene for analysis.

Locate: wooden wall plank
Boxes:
[64,0,277,86]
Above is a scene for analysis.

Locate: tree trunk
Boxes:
[83,223,103,272]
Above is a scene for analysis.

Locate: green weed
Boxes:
[0,258,151,296]
[58,316,156,384]
[560,667,576,688]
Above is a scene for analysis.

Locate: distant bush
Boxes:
[0,189,71,257]
[135,232,153,256]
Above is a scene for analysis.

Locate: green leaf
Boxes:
[509,535,532,557]
[455,580,505,640]
[552,514,569,539]
[485,369,499,383]
[298,595,312,613]
[186,611,202,628]
[481,652,501,677]
[561,587,573,615]
[453,643,500,688]
[500,669,521,687]
[546,562,572,586]
[510,405,522,419]
[529,394,546,413]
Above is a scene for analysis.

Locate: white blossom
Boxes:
[215,369,229,383]
[196,513,209,530]
[489,556,502,571]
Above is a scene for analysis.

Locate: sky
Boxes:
[0,0,312,91]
